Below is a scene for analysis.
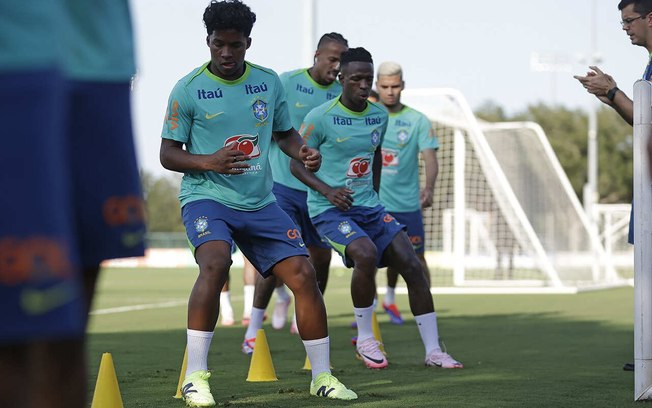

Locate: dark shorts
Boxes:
[182,199,308,276]
[0,74,145,343]
[273,182,330,249]
[389,210,425,254]
[311,205,405,268]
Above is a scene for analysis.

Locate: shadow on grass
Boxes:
[87,312,636,408]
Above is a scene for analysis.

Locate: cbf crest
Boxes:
[252,99,268,122]
[338,221,352,235]
[370,128,381,147]
[397,129,409,145]
[194,216,209,234]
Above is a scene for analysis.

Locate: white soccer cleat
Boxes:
[181,370,216,407]
[272,297,291,330]
[425,350,463,369]
[355,338,388,369]
[241,337,255,355]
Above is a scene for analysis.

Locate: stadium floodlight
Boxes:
[633,80,652,401]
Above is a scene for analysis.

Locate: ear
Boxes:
[401,80,406,90]
[246,37,252,49]
[206,35,211,47]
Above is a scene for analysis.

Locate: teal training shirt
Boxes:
[379,105,439,212]
[269,68,342,191]
[60,0,135,81]
[161,62,292,211]
[301,99,388,217]
[0,2,62,72]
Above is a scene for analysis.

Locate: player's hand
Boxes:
[207,145,251,174]
[299,144,321,172]
[420,188,434,209]
[326,187,354,211]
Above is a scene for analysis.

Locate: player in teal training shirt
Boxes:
[376,61,439,326]
[243,33,348,348]
[292,47,463,371]
[159,1,356,405]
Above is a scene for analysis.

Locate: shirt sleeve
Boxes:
[161,79,193,143]
[417,112,439,151]
[299,108,322,149]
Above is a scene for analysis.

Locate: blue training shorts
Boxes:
[389,210,425,254]
[311,205,405,268]
[182,199,308,276]
[273,182,330,249]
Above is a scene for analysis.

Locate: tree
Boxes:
[141,171,184,232]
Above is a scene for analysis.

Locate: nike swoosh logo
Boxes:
[299,242,305,247]
[336,137,351,143]
[360,353,385,364]
[295,102,308,108]
[21,281,78,315]
[205,111,225,119]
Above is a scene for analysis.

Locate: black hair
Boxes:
[317,32,348,49]
[203,0,257,36]
[340,47,373,66]
[619,0,652,14]
[369,89,379,99]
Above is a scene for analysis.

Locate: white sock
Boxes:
[303,336,331,380]
[244,307,266,339]
[415,312,441,354]
[353,304,375,343]
[220,291,233,320]
[276,284,290,302]
[243,285,255,318]
[385,287,396,305]
[186,329,214,376]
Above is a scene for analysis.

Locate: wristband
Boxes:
[607,86,619,101]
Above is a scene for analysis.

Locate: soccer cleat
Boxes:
[181,370,216,407]
[220,309,235,326]
[310,372,358,400]
[289,315,299,334]
[350,336,357,346]
[272,297,291,330]
[382,302,404,325]
[241,337,255,355]
[425,350,464,369]
[355,338,388,369]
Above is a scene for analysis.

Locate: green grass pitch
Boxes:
[87,267,636,407]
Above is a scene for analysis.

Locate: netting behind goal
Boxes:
[400,88,622,292]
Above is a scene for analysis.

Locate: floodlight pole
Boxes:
[584,0,600,226]
[301,0,317,66]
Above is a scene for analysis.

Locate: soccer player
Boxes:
[291,47,463,370]
[242,32,348,352]
[375,61,439,325]
[0,2,146,408]
[159,1,356,405]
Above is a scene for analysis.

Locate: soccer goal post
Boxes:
[400,88,625,294]
[633,80,652,401]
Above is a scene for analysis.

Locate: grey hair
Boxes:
[377,61,403,78]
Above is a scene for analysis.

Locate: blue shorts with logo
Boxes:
[311,205,405,268]
[182,199,308,276]
[273,182,330,249]
[0,74,145,344]
[389,210,425,254]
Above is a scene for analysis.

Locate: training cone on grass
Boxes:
[173,346,188,399]
[90,352,124,408]
[372,311,386,354]
[246,329,278,382]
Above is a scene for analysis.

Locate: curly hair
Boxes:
[203,0,257,36]
[340,47,373,66]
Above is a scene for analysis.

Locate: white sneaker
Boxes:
[425,349,463,368]
[272,297,291,329]
[355,338,388,369]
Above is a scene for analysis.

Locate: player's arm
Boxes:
[372,145,382,193]
[420,148,439,208]
[574,66,633,125]
[273,128,321,171]
[290,158,353,211]
[160,138,250,175]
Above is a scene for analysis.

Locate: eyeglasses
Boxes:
[621,14,647,27]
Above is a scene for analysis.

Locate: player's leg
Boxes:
[219,274,234,326]
[242,270,276,354]
[241,256,257,325]
[382,232,463,369]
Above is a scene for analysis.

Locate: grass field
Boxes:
[88,267,637,407]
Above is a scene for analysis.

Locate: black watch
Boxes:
[607,86,619,101]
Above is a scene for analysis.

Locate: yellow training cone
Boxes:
[247,329,278,382]
[90,353,124,408]
[372,311,386,354]
[173,346,188,399]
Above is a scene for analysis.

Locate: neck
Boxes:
[340,95,366,112]
[385,102,404,114]
[307,67,329,86]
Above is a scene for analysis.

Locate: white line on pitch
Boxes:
[90,300,187,315]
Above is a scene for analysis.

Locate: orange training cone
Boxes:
[372,311,386,354]
[90,353,124,408]
[173,346,188,399]
[246,329,278,381]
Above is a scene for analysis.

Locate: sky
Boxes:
[130,0,647,177]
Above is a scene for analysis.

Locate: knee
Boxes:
[401,256,426,283]
[349,242,377,270]
[198,254,232,282]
